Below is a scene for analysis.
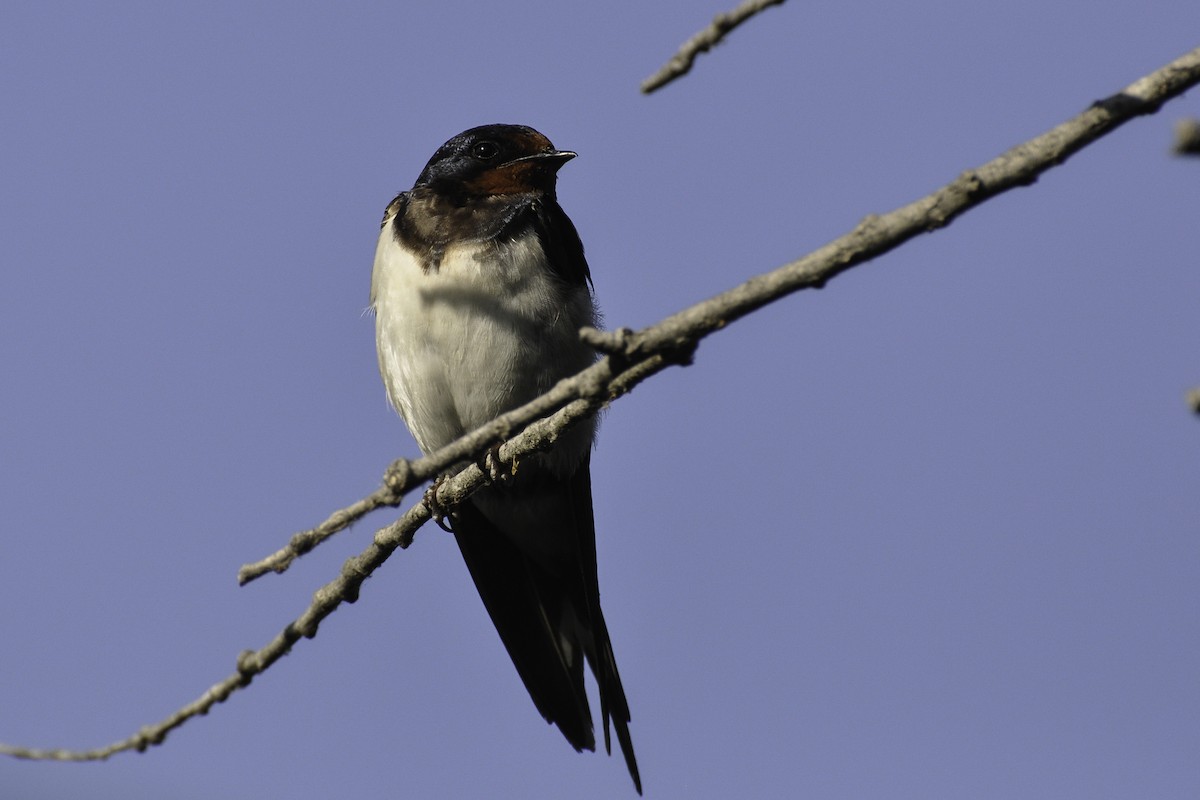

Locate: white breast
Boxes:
[371,221,597,475]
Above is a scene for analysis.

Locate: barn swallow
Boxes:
[370,124,640,793]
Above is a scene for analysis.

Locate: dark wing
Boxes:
[528,198,592,288]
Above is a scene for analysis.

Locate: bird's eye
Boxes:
[471,141,500,161]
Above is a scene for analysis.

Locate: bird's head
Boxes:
[413,124,575,199]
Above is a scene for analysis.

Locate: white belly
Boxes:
[371,227,596,476]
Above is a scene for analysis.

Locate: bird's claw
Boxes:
[481,442,516,484]
[423,476,455,533]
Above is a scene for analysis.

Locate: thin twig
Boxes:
[641,0,787,94]
[236,478,405,584]
[4,43,1199,763]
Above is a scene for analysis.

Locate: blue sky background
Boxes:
[2,3,1198,798]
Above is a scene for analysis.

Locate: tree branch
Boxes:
[4,43,1199,763]
[640,0,787,94]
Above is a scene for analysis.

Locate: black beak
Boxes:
[505,150,577,170]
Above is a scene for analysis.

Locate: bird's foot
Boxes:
[480,442,516,484]
[422,476,455,533]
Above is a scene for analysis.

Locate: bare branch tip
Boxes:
[383,457,413,496]
[640,0,787,94]
[236,546,293,586]
[581,325,636,355]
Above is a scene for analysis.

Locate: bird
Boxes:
[369,124,641,793]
